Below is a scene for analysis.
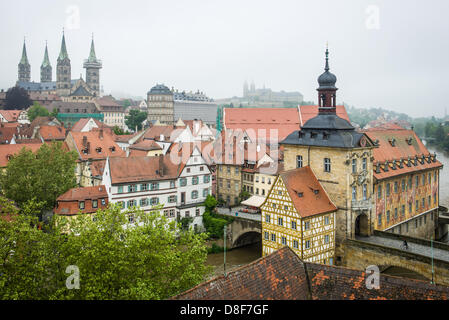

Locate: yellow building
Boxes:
[261,166,337,264]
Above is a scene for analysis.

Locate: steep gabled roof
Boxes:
[363,128,443,180]
[108,155,179,184]
[0,143,42,167]
[279,166,337,218]
[68,130,125,161]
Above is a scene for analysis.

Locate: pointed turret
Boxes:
[58,32,69,62]
[84,34,102,97]
[56,30,72,96]
[18,39,31,82]
[40,42,52,82]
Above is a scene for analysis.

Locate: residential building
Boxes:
[94,96,125,129]
[261,166,337,264]
[54,185,108,218]
[363,128,443,239]
[45,101,103,128]
[0,143,42,169]
[65,128,125,186]
[147,84,174,125]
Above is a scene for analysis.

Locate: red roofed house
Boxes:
[0,109,29,124]
[54,185,108,221]
[94,96,125,130]
[65,128,126,187]
[261,166,337,263]
[0,143,42,168]
[363,128,443,238]
[223,105,350,143]
[102,146,212,230]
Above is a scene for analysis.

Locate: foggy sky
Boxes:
[1,0,448,118]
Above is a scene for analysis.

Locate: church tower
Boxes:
[243,80,249,98]
[40,42,52,83]
[56,31,71,96]
[18,39,31,83]
[83,36,102,97]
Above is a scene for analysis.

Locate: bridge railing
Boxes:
[373,230,449,251]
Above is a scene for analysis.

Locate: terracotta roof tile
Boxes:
[279,166,337,218]
[68,130,125,160]
[108,155,179,184]
[39,125,66,141]
[173,246,449,300]
[363,129,443,180]
[55,185,108,216]
[0,143,42,167]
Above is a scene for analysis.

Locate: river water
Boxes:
[205,143,449,278]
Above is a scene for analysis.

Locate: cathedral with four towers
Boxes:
[16,32,102,100]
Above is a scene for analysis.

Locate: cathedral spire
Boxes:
[88,34,98,63]
[58,30,69,61]
[41,41,51,68]
[19,38,30,66]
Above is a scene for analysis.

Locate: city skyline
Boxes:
[1,0,449,118]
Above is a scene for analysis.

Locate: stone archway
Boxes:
[355,213,369,237]
[233,231,261,248]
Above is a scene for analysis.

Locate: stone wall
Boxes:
[341,238,449,286]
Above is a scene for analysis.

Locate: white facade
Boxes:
[102,148,212,230]
[176,147,212,229]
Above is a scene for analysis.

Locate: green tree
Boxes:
[27,102,49,122]
[4,86,32,110]
[125,109,147,132]
[239,189,251,202]
[204,195,218,212]
[0,203,211,300]
[0,142,78,215]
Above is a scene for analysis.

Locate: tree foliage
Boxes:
[0,142,78,213]
[4,86,32,110]
[0,203,211,299]
[27,102,49,122]
[125,109,147,132]
[202,210,233,239]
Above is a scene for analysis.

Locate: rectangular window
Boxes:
[416,200,419,212]
[291,221,297,230]
[363,184,367,200]
[401,205,405,217]
[415,175,419,187]
[394,182,398,193]
[79,201,85,209]
[352,159,357,173]
[297,155,303,168]
[271,233,276,242]
[235,167,239,174]
[281,237,287,245]
[324,158,331,172]
[378,213,382,226]
[324,235,330,244]
[92,200,98,208]
[324,216,330,225]
[264,232,269,240]
[129,184,137,193]
[386,183,390,196]
[278,217,283,226]
[401,180,405,192]
[304,221,310,231]
[352,186,357,201]
[293,240,299,249]
[141,183,148,191]
[265,214,270,223]
[168,195,177,203]
[170,181,176,188]
[394,208,398,219]
[377,185,382,199]
[118,186,123,194]
[203,188,209,197]
[192,177,199,185]
[386,210,390,223]
[422,198,425,209]
[362,158,367,171]
[305,240,311,249]
[180,178,187,187]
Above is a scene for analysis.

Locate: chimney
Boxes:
[86,142,90,154]
[82,136,87,147]
[99,128,103,140]
[159,155,164,177]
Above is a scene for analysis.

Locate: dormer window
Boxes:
[297,192,304,198]
[311,132,317,139]
[96,147,102,153]
[323,132,330,140]
[384,161,389,172]
[389,138,396,147]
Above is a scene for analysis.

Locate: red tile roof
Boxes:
[141,125,175,141]
[129,139,162,151]
[363,129,443,180]
[0,110,23,122]
[173,246,449,300]
[55,185,108,216]
[89,160,106,177]
[67,129,125,161]
[0,124,19,144]
[224,106,350,143]
[279,166,337,218]
[108,155,179,184]
[0,143,42,167]
[39,125,66,141]
[71,118,110,132]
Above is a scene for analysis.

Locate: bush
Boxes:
[202,210,233,239]
[207,243,226,254]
